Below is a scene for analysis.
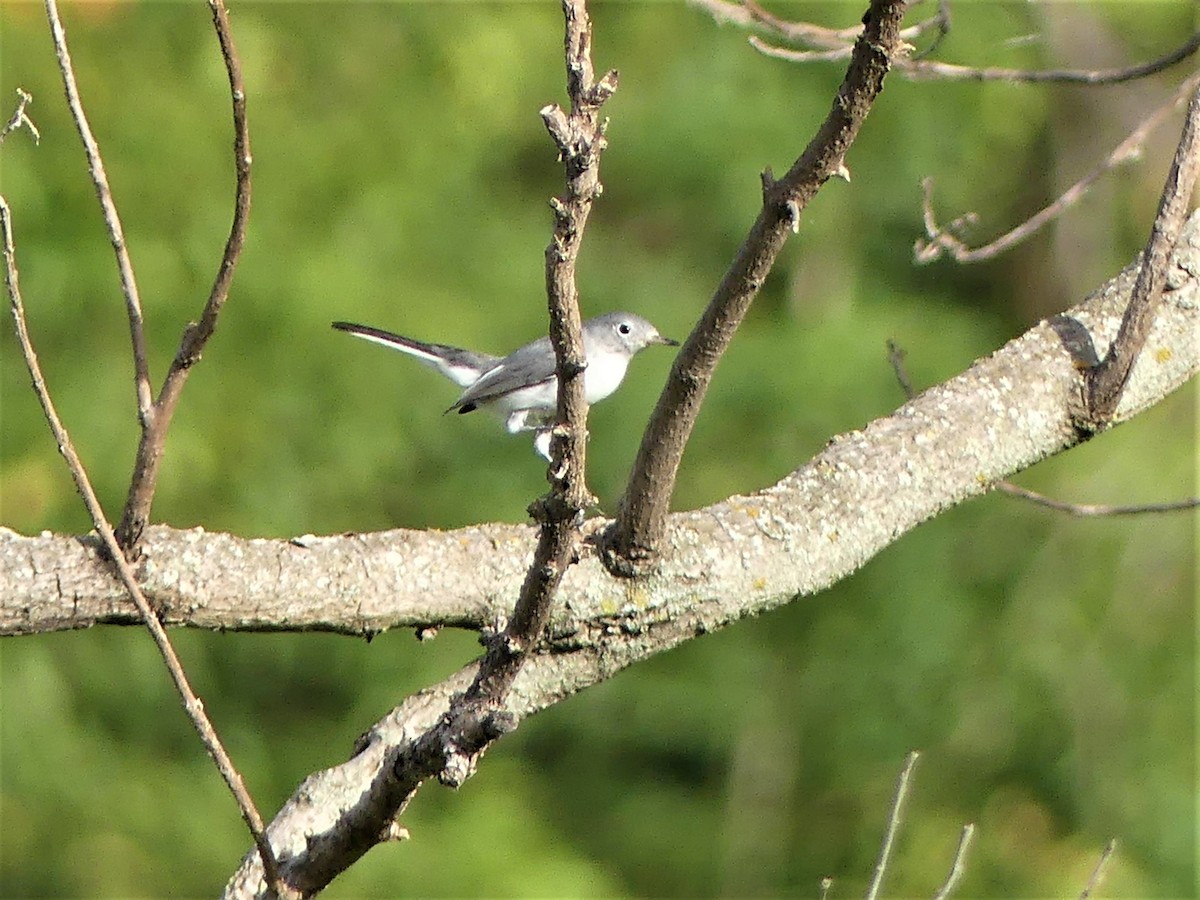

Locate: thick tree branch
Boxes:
[602,0,908,576]
[888,340,1199,516]
[115,0,253,552]
[6,210,1198,638]
[4,211,1194,894]
[214,210,1195,891]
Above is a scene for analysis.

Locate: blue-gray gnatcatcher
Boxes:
[332,311,678,458]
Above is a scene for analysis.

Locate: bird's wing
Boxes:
[449,335,557,412]
[331,321,499,388]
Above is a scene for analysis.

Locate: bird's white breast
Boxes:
[583,351,631,404]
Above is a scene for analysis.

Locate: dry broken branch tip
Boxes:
[0,88,40,145]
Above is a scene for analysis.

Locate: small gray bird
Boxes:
[332,311,678,458]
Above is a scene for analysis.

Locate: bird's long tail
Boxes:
[331,321,499,388]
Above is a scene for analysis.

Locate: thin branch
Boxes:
[749,39,850,64]
[886,338,914,398]
[0,198,285,898]
[742,0,867,49]
[1082,81,1200,427]
[996,483,1200,516]
[695,0,948,52]
[44,0,154,424]
[1079,838,1118,900]
[418,0,616,779]
[916,72,1200,265]
[866,750,920,900]
[887,339,1199,516]
[900,31,1200,84]
[0,88,39,145]
[731,0,1200,88]
[932,823,976,900]
[115,0,253,552]
[603,0,908,576]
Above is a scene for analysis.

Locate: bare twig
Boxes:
[887,340,1199,515]
[996,483,1199,516]
[866,750,920,900]
[900,32,1200,84]
[885,339,914,398]
[695,0,947,52]
[1079,838,1118,899]
[916,72,1200,265]
[1082,81,1200,427]
[730,0,1200,88]
[748,39,850,64]
[932,823,976,900]
[45,0,153,422]
[439,0,614,726]
[602,0,908,576]
[0,89,39,145]
[115,0,253,551]
[0,198,285,897]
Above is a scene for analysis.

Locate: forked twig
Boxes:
[0,198,284,897]
[916,72,1200,265]
[32,5,280,893]
[696,0,947,51]
[0,88,39,145]
[115,0,253,550]
[866,750,920,900]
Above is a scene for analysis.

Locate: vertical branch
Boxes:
[465,0,617,704]
[1082,81,1200,426]
[45,0,154,422]
[383,0,620,809]
[115,0,253,551]
[602,0,908,575]
[536,0,617,512]
[866,750,921,900]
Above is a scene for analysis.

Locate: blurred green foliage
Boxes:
[1,1,1195,897]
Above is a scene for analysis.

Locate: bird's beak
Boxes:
[657,334,680,347]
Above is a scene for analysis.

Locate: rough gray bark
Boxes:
[3,212,1197,898]
[5,210,1198,648]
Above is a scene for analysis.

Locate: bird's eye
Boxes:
[618,322,632,335]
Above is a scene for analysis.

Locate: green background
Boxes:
[1,1,1195,896]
